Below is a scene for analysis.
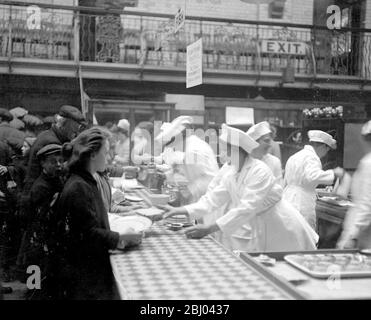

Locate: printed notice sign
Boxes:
[186,38,203,88]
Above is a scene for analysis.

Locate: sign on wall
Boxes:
[186,38,203,88]
[226,107,255,125]
[261,40,307,55]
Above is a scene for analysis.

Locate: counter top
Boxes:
[242,250,371,300]
[109,186,305,300]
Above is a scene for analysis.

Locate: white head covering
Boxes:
[155,116,193,142]
[219,124,259,153]
[160,122,172,132]
[246,121,272,141]
[308,130,337,150]
[117,119,130,132]
[361,120,371,136]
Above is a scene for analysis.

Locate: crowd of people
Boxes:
[1,104,371,300]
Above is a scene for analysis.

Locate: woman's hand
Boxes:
[183,223,220,239]
[118,228,143,249]
[156,205,188,220]
[333,167,345,179]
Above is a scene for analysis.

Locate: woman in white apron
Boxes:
[283,130,344,230]
[247,121,283,185]
[160,125,318,253]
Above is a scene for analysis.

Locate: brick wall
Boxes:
[128,0,314,25]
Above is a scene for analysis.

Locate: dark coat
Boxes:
[16,172,63,299]
[18,172,63,265]
[23,125,67,194]
[54,169,119,300]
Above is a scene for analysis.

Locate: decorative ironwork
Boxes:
[272,27,298,41]
[0,2,370,79]
[96,14,122,62]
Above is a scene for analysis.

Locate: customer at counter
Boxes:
[53,128,143,299]
[155,116,219,204]
[17,144,64,299]
[283,130,345,230]
[247,121,283,185]
[338,120,371,250]
[161,124,318,253]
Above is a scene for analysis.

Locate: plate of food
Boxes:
[108,214,152,233]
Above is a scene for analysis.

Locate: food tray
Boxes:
[284,253,371,279]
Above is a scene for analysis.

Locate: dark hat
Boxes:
[43,116,55,124]
[23,114,43,127]
[0,108,14,122]
[59,105,85,124]
[37,144,62,159]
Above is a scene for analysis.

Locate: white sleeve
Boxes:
[304,156,335,185]
[344,162,371,240]
[184,179,231,221]
[216,167,280,235]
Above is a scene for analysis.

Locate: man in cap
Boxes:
[247,121,283,185]
[283,130,345,229]
[0,108,25,145]
[17,144,64,298]
[23,105,85,194]
[155,116,219,204]
[113,119,130,166]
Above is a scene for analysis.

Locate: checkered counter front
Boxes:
[111,224,301,300]
[110,186,300,300]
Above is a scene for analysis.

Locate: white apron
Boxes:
[186,158,318,253]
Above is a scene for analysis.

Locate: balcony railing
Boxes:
[0,1,371,79]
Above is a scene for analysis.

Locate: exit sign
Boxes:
[261,40,307,55]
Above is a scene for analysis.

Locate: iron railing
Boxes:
[0,1,370,78]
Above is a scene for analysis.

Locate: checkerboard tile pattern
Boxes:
[111,228,294,300]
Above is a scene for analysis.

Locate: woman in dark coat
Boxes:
[54,128,143,300]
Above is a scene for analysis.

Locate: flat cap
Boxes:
[10,107,28,118]
[9,118,25,130]
[37,143,62,159]
[43,116,55,124]
[23,114,43,127]
[59,105,85,124]
[0,108,14,122]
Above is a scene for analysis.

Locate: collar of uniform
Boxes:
[304,145,316,154]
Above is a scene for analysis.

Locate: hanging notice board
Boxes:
[344,123,366,170]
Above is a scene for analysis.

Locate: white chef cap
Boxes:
[117,119,130,132]
[220,124,259,153]
[308,130,337,150]
[246,121,272,141]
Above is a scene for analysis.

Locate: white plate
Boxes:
[108,214,152,233]
[136,207,164,217]
[125,194,143,202]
